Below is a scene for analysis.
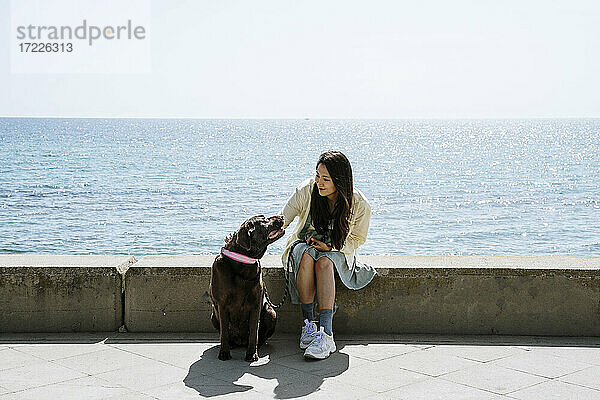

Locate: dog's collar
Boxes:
[220,248,257,265]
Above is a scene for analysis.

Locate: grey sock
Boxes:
[300,302,314,321]
[319,308,334,335]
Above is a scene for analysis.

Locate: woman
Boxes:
[279,151,376,360]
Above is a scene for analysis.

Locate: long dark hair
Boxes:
[309,151,353,250]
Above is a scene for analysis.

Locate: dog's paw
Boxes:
[218,350,232,361]
[244,352,259,362]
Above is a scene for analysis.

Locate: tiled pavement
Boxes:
[0,332,599,399]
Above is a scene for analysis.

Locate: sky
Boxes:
[1,0,599,118]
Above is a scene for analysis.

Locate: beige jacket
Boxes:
[279,177,371,271]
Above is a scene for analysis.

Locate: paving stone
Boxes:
[256,339,307,360]
[143,380,265,399]
[559,365,600,391]
[492,351,592,378]
[0,361,86,392]
[331,356,430,393]
[0,349,46,371]
[278,352,370,378]
[442,363,547,394]
[108,343,217,369]
[0,376,137,400]
[274,377,375,399]
[383,376,508,400]
[94,362,188,391]
[111,339,298,370]
[52,347,164,375]
[360,393,401,400]
[206,361,337,397]
[429,344,526,362]
[376,347,480,377]
[521,346,600,366]
[103,392,157,400]
[181,345,280,377]
[507,379,600,400]
[2,334,600,399]
[339,343,422,362]
[15,343,106,361]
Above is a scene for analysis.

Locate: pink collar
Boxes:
[221,248,258,265]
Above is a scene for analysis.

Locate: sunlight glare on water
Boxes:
[0,118,598,257]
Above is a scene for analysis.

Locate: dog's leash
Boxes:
[263,239,303,309]
[263,240,339,316]
[262,259,288,309]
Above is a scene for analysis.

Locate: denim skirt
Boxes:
[285,241,376,305]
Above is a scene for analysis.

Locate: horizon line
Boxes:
[2,115,600,120]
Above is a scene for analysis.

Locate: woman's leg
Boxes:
[315,257,335,309]
[315,257,335,336]
[303,256,337,358]
[297,251,317,324]
[296,251,316,304]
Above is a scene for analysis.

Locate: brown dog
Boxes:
[210,214,285,361]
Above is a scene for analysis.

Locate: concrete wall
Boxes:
[125,255,600,336]
[124,255,214,333]
[0,255,135,332]
[339,256,600,336]
[2,254,600,335]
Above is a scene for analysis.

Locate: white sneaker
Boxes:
[304,327,336,359]
[300,319,318,349]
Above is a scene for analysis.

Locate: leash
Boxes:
[263,239,339,315]
[263,239,303,309]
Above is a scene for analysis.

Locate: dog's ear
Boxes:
[236,226,254,251]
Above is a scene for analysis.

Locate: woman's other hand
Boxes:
[307,236,332,252]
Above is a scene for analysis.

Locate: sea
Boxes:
[1,118,598,258]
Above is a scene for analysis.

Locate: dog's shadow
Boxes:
[184,341,349,398]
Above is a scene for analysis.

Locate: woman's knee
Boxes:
[297,252,315,282]
[315,257,334,274]
[299,251,315,268]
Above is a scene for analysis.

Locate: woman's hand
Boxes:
[307,236,332,252]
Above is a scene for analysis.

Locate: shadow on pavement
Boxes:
[184,342,349,399]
